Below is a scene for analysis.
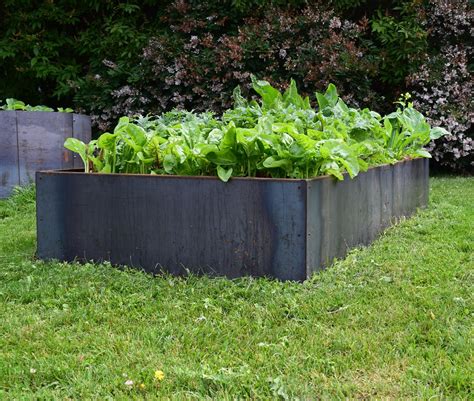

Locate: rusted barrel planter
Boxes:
[0,111,91,198]
[36,158,428,281]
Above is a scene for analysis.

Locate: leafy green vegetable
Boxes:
[0,98,72,112]
[64,138,97,173]
[57,107,74,113]
[217,166,233,182]
[65,77,448,181]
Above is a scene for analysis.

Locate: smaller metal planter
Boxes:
[36,158,429,281]
[0,111,90,198]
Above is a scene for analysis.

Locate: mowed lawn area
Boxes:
[0,177,472,399]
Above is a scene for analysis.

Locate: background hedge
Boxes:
[0,0,472,171]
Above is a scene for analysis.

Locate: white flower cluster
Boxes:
[408,0,473,170]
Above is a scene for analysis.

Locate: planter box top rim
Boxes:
[0,110,89,117]
[36,158,421,183]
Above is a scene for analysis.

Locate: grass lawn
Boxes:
[0,177,472,399]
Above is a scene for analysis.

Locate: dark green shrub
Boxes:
[0,0,470,171]
[87,2,385,130]
[0,0,164,106]
[370,4,427,84]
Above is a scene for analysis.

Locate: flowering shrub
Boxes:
[0,0,471,171]
[407,0,473,171]
[102,4,382,133]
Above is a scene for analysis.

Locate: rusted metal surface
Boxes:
[36,158,429,281]
[0,111,91,198]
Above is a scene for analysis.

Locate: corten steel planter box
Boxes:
[0,111,91,198]
[36,158,429,281]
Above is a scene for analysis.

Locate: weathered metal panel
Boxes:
[36,158,429,281]
[306,158,429,276]
[379,164,395,229]
[306,169,378,273]
[37,173,308,280]
[17,112,74,184]
[0,111,19,198]
[1,111,91,197]
[72,114,92,168]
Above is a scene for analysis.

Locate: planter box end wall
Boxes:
[0,111,91,198]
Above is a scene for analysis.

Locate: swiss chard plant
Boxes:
[64,77,448,182]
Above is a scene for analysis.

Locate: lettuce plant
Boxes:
[65,78,448,182]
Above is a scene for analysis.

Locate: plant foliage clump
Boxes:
[0,98,72,112]
[65,78,447,181]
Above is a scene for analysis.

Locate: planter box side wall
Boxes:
[305,158,429,277]
[37,173,308,280]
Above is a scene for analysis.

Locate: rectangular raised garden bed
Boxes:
[36,158,428,281]
[0,111,90,198]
